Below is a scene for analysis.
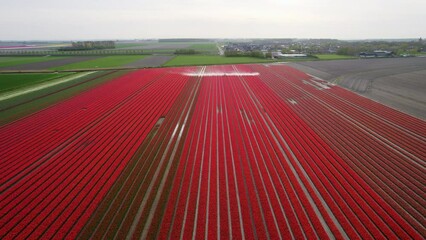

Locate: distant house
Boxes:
[359,50,394,58]
[359,52,376,58]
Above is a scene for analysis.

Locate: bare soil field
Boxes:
[288,58,426,119]
[0,56,101,70]
[124,55,175,67]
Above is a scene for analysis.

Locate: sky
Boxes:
[1,0,425,40]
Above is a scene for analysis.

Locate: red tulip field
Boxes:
[1,64,424,239]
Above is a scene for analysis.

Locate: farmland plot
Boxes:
[0,64,424,239]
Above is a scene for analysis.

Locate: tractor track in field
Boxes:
[78,67,204,239]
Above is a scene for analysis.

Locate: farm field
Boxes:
[0,43,70,51]
[288,57,426,119]
[124,55,175,68]
[0,64,424,239]
[114,41,216,54]
[119,42,191,50]
[0,71,128,125]
[163,55,274,66]
[120,41,215,49]
[189,43,217,50]
[0,73,71,93]
[0,56,102,71]
[115,42,147,49]
[188,43,218,54]
[0,56,66,69]
[53,55,148,70]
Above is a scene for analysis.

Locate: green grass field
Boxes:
[53,55,147,70]
[313,54,356,60]
[163,55,274,66]
[0,56,66,68]
[0,73,72,93]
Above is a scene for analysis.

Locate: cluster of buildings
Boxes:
[223,39,339,58]
[224,43,270,52]
[224,40,403,59]
[224,39,296,53]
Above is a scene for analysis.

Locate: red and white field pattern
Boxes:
[1,64,425,239]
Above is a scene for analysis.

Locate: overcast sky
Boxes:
[1,0,425,40]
